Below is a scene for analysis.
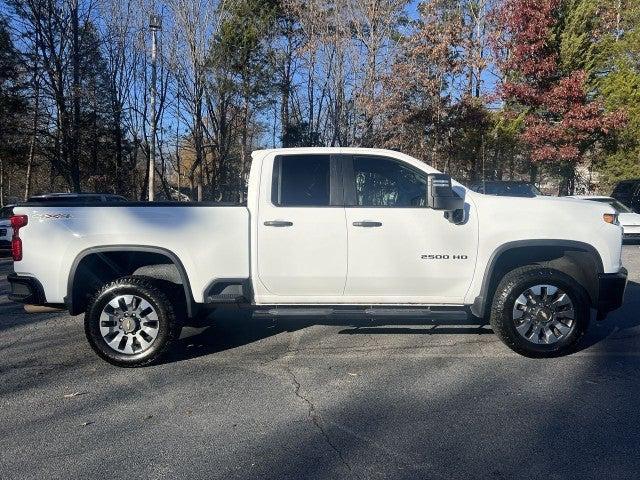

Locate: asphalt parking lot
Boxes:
[1,246,640,480]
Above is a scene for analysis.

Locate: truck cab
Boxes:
[251,149,475,305]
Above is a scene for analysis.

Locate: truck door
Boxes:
[341,154,478,304]
[256,153,347,298]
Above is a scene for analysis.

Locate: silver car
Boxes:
[0,205,14,254]
[569,195,640,242]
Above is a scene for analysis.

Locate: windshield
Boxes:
[481,183,541,197]
[586,197,633,213]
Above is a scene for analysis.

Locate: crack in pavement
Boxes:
[284,366,358,478]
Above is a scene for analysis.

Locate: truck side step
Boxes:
[206,293,247,303]
[252,306,472,322]
[204,279,251,304]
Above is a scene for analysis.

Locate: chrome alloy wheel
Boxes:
[99,295,160,354]
[512,284,576,345]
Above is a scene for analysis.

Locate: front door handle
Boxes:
[264,220,293,227]
[352,221,382,227]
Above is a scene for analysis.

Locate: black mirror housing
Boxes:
[426,173,464,211]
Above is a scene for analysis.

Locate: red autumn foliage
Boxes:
[495,0,625,165]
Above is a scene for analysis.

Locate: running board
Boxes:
[252,306,473,322]
[205,293,247,304]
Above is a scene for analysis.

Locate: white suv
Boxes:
[0,206,14,255]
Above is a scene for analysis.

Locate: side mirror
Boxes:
[426,173,465,224]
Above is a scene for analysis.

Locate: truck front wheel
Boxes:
[84,276,181,367]
[489,266,590,358]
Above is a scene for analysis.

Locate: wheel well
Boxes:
[68,249,194,316]
[474,244,602,319]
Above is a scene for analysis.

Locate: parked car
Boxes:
[611,179,640,213]
[7,148,626,366]
[0,205,15,254]
[569,195,640,242]
[27,193,127,203]
[467,180,542,198]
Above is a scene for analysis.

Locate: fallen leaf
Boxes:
[64,392,87,398]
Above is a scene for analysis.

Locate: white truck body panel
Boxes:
[13,206,250,303]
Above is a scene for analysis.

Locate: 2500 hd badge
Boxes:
[421,254,469,260]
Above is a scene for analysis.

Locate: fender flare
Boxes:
[470,239,604,318]
[66,245,196,316]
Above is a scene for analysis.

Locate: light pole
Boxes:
[149,13,162,201]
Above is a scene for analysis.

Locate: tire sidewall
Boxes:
[85,281,175,366]
[495,269,589,356]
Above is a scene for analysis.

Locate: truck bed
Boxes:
[13,203,250,304]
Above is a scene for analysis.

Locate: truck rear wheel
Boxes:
[84,276,181,367]
[489,266,590,358]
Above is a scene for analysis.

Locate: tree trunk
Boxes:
[558,162,576,196]
[70,0,81,192]
[240,82,250,202]
[113,103,124,194]
[0,156,4,207]
[25,69,41,201]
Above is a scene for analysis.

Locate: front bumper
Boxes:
[622,225,640,242]
[7,274,46,305]
[596,267,628,315]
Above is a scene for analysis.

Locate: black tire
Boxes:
[489,265,590,358]
[84,276,181,367]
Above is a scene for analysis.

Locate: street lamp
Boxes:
[148,13,162,201]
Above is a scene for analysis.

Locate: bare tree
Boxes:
[167,0,221,201]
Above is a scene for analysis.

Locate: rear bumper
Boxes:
[596,267,628,315]
[7,273,46,305]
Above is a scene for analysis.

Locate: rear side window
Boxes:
[272,155,331,207]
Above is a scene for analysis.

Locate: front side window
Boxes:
[273,155,331,206]
[353,156,426,207]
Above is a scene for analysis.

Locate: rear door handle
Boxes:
[264,220,293,227]
[352,221,382,227]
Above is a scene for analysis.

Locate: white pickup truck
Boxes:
[7,148,627,366]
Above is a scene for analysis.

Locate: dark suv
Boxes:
[611,179,640,213]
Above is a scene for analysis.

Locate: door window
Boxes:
[352,156,426,207]
[272,155,331,207]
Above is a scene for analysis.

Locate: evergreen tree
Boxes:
[0,17,27,205]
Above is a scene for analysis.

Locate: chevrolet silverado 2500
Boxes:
[7,148,627,366]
